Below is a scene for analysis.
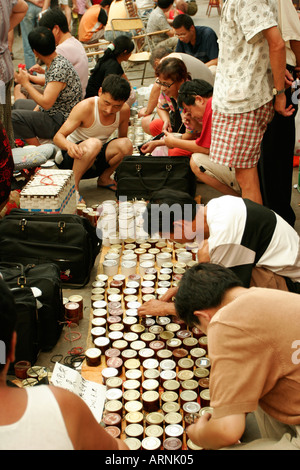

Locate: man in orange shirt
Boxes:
[78,1,110,43]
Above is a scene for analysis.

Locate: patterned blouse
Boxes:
[212,0,278,114]
[40,54,82,120]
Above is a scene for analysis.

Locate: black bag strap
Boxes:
[136,162,173,191]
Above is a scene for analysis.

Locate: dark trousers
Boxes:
[12,99,64,141]
[259,80,297,227]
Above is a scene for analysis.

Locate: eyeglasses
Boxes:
[155,78,175,89]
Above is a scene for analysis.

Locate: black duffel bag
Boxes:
[8,286,40,369]
[0,262,64,352]
[115,155,196,200]
[0,210,101,288]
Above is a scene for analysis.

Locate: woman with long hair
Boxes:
[85,35,135,98]
[140,57,201,156]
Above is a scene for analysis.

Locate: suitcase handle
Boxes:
[136,163,172,192]
[0,262,35,287]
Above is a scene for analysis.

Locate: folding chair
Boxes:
[124,0,152,27]
[110,17,169,84]
[83,40,111,73]
[206,0,221,16]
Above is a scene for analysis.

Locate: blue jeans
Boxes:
[20,2,42,69]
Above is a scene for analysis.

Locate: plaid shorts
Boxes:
[210,101,274,169]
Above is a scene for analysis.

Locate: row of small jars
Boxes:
[90,269,183,307]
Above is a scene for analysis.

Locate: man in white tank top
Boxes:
[53,74,132,199]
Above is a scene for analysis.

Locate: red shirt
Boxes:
[195,97,212,149]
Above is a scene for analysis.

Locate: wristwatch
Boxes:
[272,87,285,96]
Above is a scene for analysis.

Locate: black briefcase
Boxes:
[0,210,101,288]
[115,155,196,200]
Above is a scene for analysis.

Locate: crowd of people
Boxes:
[1,0,300,452]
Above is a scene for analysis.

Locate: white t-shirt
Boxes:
[212,0,278,114]
[206,196,300,285]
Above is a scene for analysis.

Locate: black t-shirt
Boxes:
[85,57,123,98]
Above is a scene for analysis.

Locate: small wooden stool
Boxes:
[206,0,221,17]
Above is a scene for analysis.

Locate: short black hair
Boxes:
[173,14,194,30]
[113,35,134,56]
[157,0,174,9]
[39,7,69,33]
[175,263,243,328]
[178,79,213,108]
[0,279,17,372]
[101,74,131,102]
[28,26,56,56]
[143,189,197,237]
[101,0,113,7]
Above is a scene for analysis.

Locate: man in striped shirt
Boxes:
[138,189,300,320]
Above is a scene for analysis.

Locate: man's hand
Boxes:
[285,68,294,89]
[29,64,45,75]
[140,139,162,155]
[14,69,30,87]
[138,299,176,317]
[138,286,178,317]
[159,286,178,302]
[164,131,179,148]
[186,413,246,450]
[65,142,83,159]
[274,93,295,117]
[138,107,149,118]
[186,413,212,448]
[162,120,172,133]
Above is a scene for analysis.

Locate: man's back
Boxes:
[206,196,300,286]
[0,386,74,450]
[147,7,171,43]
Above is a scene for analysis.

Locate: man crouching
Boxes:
[53,74,133,200]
